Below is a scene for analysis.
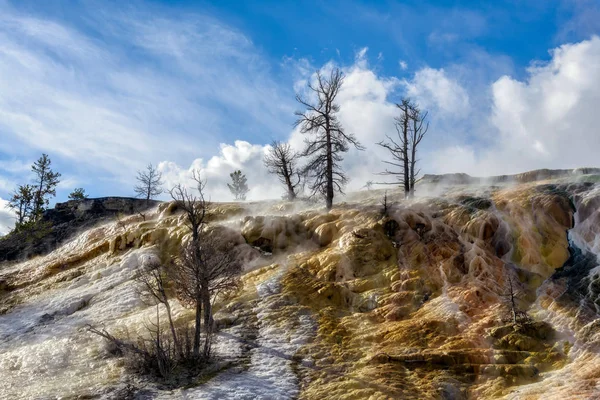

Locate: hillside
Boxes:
[1,173,600,399]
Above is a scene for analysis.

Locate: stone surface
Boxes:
[0,197,159,261]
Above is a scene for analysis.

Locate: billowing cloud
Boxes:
[158,141,281,202]
[165,36,600,200]
[430,35,600,175]
[403,67,470,116]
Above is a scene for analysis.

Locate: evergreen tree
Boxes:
[8,184,35,229]
[68,188,88,200]
[227,170,249,201]
[31,154,61,221]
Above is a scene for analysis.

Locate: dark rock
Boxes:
[0,197,160,262]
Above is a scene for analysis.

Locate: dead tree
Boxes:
[168,170,209,357]
[377,100,412,199]
[264,140,302,200]
[295,68,364,209]
[173,229,241,358]
[135,164,164,203]
[168,170,208,242]
[408,106,429,195]
[505,274,519,325]
[136,259,181,358]
[377,99,428,199]
[499,267,529,326]
[381,191,390,217]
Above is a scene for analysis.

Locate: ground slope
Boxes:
[1,175,600,399]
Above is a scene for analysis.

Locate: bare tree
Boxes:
[362,181,374,191]
[377,99,428,199]
[408,106,429,195]
[295,68,364,209]
[168,173,240,358]
[174,232,241,358]
[135,164,164,203]
[227,170,249,201]
[377,99,412,199]
[497,267,530,326]
[168,171,208,242]
[136,259,181,358]
[381,191,391,217]
[263,140,302,200]
[167,171,209,357]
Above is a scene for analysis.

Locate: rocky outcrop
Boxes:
[422,167,600,186]
[0,197,159,261]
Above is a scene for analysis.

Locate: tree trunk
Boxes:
[325,119,334,210]
[202,287,212,333]
[192,299,202,357]
[402,108,410,199]
[283,166,296,201]
[410,146,417,198]
[509,276,518,325]
[35,174,45,221]
[163,300,181,357]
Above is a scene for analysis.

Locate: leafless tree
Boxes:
[168,173,241,358]
[135,164,164,203]
[295,68,364,209]
[136,259,181,357]
[167,171,209,357]
[498,267,530,326]
[381,191,390,217]
[409,105,429,194]
[377,99,428,199]
[362,181,374,191]
[173,229,241,358]
[168,170,208,242]
[377,99,412,198]
[264,140,302,200]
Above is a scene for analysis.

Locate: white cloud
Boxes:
[158,141,282,202]
[403,67,470,117]
[0,198,15,236]
[0,2,294,193]
[177,36,600,200]
[2,0,599,205]
[436,35,600,175]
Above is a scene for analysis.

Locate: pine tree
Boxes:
[227,170,249,201]
[31,154,61,221]
[8,184,35,228]
[68,188,88,200]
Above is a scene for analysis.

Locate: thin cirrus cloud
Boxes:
[0,2,295,193]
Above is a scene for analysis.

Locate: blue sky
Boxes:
[0,0,599,233]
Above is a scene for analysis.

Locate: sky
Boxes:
[0,0,599,234]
